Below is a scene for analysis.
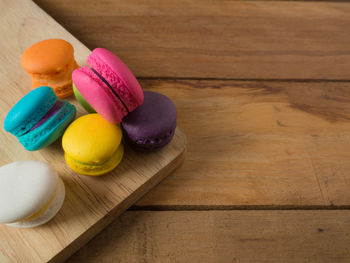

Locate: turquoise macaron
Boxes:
[4,86,76,151]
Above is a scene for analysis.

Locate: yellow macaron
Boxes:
[62,114,124,176]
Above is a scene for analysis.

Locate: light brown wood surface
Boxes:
[68,210,350,263]
[136,80,350,208]
[34,0,350,80]
[0,0,186,262]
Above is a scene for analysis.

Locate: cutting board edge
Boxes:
[50,131,186,263]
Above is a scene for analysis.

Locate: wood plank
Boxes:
[34,0,350,80]
[67,210,350,263]
[133,79,350,207]
[0,1,186,262]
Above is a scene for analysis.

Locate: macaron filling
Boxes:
[87,53,140,111]
[90,67,130,113]
[4,87,57,137]
[18,101,76,149]
[6,178,65,228]
[29,100,64,131]
[64,144,124,176]
[16,179,59,223]
[71,143,123,167]
[73,67,128,122]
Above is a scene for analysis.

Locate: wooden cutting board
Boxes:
[0,0,186,262]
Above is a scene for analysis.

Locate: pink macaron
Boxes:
[72,48,144,123]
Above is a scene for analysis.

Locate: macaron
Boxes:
[0,161,65,228]
[21,39,79,98]
[121,91,177,151]
[62,114,124,176]
[4,86,76,151]
[72,48,144,124]
[73,84,95,113]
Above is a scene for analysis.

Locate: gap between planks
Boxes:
[129,205,350,211]
[249,0,350,2]
[138,77,350,83]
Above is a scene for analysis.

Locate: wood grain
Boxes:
[0,0,185,262]
[4,0,350,262]
[34,0,350,80]
[133,79,350,208]
[67,210,350,263]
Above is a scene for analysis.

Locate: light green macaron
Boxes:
[73,84,96,113]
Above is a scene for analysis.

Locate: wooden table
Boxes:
[34,1,350,262]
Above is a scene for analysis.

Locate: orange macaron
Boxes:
[21,39,79,98]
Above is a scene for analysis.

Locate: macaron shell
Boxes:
[123,128,175,151]
[18,101,76,151]
[122,91,177,151]
[90,48,143,104]
[65,144,124,176]
[0,161,58,223]
[31,60,79,98]
[72,67,125,123]
[88,48,144,109]
[7,177,65,228]
[21,39,74,74]
[62,114,122,164]
[32,80,74,99]
[73,84,96,113]
[122,90,177,133]
[4,86,57,136]
[53,82,74,98]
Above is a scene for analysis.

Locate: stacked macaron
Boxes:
[4,86,76,151]
[121,91,177,151]
[62,114,124,176]
[72,48,144,123]
[21,39,79,98]
[1,39,178,228]
[0,161,65,228]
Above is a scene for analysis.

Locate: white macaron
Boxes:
[0,161,65,228]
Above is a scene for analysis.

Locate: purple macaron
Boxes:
[121,91,177,151]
